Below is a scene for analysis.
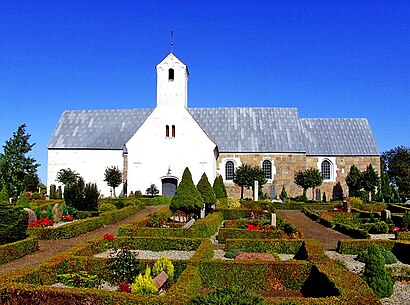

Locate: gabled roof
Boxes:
[300,118,379,156]
[48,107,380,156]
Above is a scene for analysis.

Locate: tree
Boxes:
[22,172,40,193]
[56,168,80,185]
[233,165,267,199]
[213,176,227,199]
[146,184,159,197]
[346,165,362,197]
[170,167,203,214]
[363,244,393,298]
[0,124,40,198]
[64,176,99,211]
[104,166,123,197]
[294,168,323,199]
[361,164,380,201]
[382,146,410,201]
[280,186,287,202]
[197,173,217,205]
[0,186,9,204]
[49,184,57,199]
[0,190,28,244]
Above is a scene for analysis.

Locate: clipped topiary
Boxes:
[363,244,393,298]
[170,167,203,214]
[280,186,287,202]
[16,192,30,207]
[0,198,28,245]
[357,246,398,265]
[213,175,227,199]
[152,254,174,281]
[197,173,217,205]
[99,203,117,212]
[369,221,389,234]
[187,288,266,305]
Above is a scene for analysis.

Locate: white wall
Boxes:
[47,149,123,197]
[125,105,217,195]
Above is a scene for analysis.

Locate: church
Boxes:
[47,53,380,199]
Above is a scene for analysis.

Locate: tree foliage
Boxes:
[0,196,28,245]
[64,175,99,211]
[197,173,217,205]
[213,176,227,199]
[0,124,40,198]
[56,168,80,185]
[382,146,410,200]
[346,165,362,197]
[361,164,380,194]
[294,168,323,199]
[103,166,123,197]
[0,186,8,204]
[170,167,203,214]
[145,184,159,197]
[233,165,266,199]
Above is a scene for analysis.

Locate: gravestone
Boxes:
[23,208,37,224]
[52,203,63,222]
[254,181,258,201]
[343,200,352,213]
[153,271,168,289]
[200,203,205,219]
[183,218,195,229]
[381,210,391,221]
[271,213,277,227]
[270,185,276,200]
[315,189,321,201]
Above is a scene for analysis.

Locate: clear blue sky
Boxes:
[1,0,409,183]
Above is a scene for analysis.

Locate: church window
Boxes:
[166,125,169,137]
[321,160,332,180]
[262,160,272,179]
[225,161,234,181]
[168,69,174,81]
[172,125,175,137]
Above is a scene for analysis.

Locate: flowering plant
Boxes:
[28,218,54,228]
[118,282,131,293]
[392,227,400,233]
[104,233,114,242]
[63,215,74,221]
[246,224,261,231]
[401,226,408,231]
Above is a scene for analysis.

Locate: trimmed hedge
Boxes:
[0,236,38,265]
[396,231,410,240]
[224,238,304,254]
[387,204,410,213]
[333,223,370,239]
[393,241,410,264]
[337,239,395,254]
[28,205,144,240]
[217,228,291,243]
[215,208,270,220]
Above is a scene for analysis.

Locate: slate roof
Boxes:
[48,107,379,156]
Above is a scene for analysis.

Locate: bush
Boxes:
[0,236,38,264]
[16,192,30,207]
[0,200,28,245]
[130,266,158,295]
[368,221,389,234]
[227,198,241,209]
[197,173,217,205]
[213,176,227,199]
[187,288,266,305]
[98,203,117,212]
[224,250,240,259]
[357,246,398,264]
[363,244,393,298]
[152,254,174,281]
[109,247,141,284]
[403,211,410,228]
[170,168,203,214]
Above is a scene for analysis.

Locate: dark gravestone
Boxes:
[270,184,276,200]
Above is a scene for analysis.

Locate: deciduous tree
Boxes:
[382,146,410,200]
[294,168,323,200]
[104,166,123,197]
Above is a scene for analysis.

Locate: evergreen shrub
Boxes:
[16,192,29,207]
[152,254,174,281]
[130,266,158,295]
[357,246,398,264]
[213,176,227,199]
[0,200,28,245]
[170,168,203,214]
[197,173,217,205]
[98,203,117,212]
[368,221,389,234]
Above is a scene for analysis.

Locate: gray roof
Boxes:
[301,118,379,155]
[48,107,379,156]
[48,109,153,149]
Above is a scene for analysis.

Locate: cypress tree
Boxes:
[346,165,362,197]
[170,168,203,214]
[197,173,217,205]
[213,175,227,199]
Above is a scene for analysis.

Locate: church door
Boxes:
[162,177,178,197]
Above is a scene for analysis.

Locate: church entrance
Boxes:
[161,177,178,197]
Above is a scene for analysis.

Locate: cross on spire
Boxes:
[170,30,174,52]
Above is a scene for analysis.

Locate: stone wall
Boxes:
[217,153,380,200]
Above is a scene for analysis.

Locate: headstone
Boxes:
[153,271,168,289]
[381,210,391,221]
[270,185,275,200]
[254,181,258,201]
[343,200,352,213]
[200,203,205,219]
[23,208,37,224]
[405,200,410,205]
[271,213,277,227]
[315,189,321,201]
[183,218,196,229]
[52,203,63,222]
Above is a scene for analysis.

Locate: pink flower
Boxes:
[392,227,400,233]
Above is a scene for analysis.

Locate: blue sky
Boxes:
[1,0,409,183]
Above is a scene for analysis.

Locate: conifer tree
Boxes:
[213,176,227,198]
[170,167,203,214]
[346,165,362,197]
[197,173,217,205]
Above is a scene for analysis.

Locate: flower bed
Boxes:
[27,204,144,240]
[0,236,38,265]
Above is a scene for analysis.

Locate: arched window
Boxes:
[172,125,175,137]
[225,161,234,181]
[262,160,272,179]
[168,68,174,81]
[321,160,331,180]
[165,125,169,137]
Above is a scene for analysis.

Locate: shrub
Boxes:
[170,168,203,214]
[403,211,410,228]
[227,198,240,209]
[187,288,266,305]
[224,250,240,259]
[213,175,227,199]
[197,173,217,205]
[109,247,141,284]
[34,205,41,219]
[46,205,53,220]
[57,271,99,288]
[16,192,30,207]
[280,186,287,202]
[98,203,117,212]
[131,266,158,295]
[0,200,28,245]
[363,244,393,298]
[368,221,389,234]
[357,246,398,264]
[152,254,174,281]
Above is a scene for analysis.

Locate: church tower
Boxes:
[156,53,188,108]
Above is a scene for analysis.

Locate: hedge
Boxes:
[337,239,395,254]
[27,204,144,240]
[387,204,410,213]
[0,236,38,265]
[393,241,410,264]
[333,223,370,239]
[215,208,270,220]
[396,231,410,240]
[217,228,291,243]
[224,238,304,254]
[118,212,223,239]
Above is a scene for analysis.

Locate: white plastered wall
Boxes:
[47,149,124,197]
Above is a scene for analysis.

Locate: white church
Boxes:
[48,53,380,199]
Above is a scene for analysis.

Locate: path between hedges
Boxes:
[0,205,165,276]
[277,210,351,250]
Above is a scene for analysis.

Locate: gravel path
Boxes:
[277,210,351,250]
[0,205,165,275]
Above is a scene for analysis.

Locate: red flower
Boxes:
[401,227,408,232]
[392,227,400,233]
[246,224,261,231]
[103,233,114,242]
[63,215,74,221]
[118,283,131,293]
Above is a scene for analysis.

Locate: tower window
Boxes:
[262,160,272,180]
[165,125,169,137]
[172,125,175,137]
[225,161,234,181]
[168,69,174,81]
